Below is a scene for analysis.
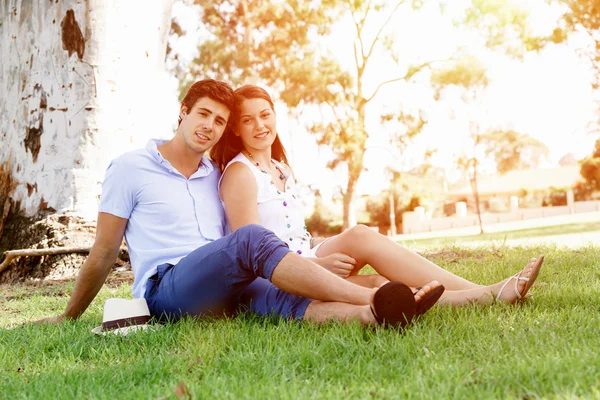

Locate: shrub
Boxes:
[542,187,568,207]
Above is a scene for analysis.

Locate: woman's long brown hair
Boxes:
[211,85,289,171]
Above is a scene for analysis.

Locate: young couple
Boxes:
[38,79,543,329]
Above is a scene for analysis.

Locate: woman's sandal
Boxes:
[496,255,544,302]
[370,281,416,329]
[413,285,445,317]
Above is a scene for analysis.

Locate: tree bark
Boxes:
[0,0,175,220]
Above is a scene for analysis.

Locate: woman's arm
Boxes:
[220,162,260,232]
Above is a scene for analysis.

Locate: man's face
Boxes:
[179,97,230,156]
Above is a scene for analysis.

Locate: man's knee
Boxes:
[234,224,273,241]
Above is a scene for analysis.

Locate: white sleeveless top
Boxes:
[220,153,314,256]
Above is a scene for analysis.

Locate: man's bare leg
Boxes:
[270,252,376,306]
[303,302,374,325]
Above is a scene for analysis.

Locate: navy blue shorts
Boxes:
[144,224,313,321]
[238,278,313,320]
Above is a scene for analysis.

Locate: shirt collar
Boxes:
[146,139,214,178]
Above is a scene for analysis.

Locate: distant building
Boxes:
[447,166,582,201]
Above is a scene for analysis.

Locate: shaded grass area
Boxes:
[398,221,600,248]
[1,246,600,398]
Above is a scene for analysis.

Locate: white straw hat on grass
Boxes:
[92,298,155,335]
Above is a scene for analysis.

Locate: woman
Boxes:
[211,85,543,322]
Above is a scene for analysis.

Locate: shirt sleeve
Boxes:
[97,158,136,219]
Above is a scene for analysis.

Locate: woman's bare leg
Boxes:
[315,225,482,290]
[343,259,544,306]
[438,258,543,305]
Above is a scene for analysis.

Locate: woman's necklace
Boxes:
[246,151,286,180]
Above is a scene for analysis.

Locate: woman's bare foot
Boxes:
[413,281,445,316]
[413,281,443,303]
[493,256,544,304]
[434,256,545,306]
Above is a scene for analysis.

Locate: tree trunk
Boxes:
[0,0,175,220]
[342,176,357,230]
[342,133,365,230]
[470,160,485,234]
[341,98,367,230]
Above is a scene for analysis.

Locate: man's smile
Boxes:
[195,131,211,142]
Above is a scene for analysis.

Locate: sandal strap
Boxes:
[370,305,380,323]
[512,271,524,299]
[496,272,525,301]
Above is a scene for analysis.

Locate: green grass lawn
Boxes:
[1,244,600,398]
[398,221,600,248]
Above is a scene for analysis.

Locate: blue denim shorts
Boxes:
[144,224,313,321]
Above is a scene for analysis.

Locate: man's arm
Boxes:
[37,212,128,323]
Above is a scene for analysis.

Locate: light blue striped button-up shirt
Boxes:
[98,139,226,298]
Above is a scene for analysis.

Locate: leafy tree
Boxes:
[429,0,560,233]
[179,0,344,100]
[176,0,455,229]
[558,0,600,134]
[561,0,600,88]
[365,189,419,234]
[176,0,557,229]
[432,57,488,233]
[305,189,333,236]
[462,0,566,57]
[579,137,600,190]
[432,56,549,233]
[479,130,549,174]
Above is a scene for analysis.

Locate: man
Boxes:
[38,79,440,328]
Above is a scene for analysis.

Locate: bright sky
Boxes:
[171,0,599,200]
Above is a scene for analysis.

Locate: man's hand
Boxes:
[26,212,128,326]
[314,253,356,278]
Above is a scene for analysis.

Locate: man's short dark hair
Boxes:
[179,79,235,125]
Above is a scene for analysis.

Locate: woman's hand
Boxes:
[314,253,356,278]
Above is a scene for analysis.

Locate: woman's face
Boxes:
[236,98,277,152]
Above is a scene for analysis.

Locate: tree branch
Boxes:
[326,101,345,128]
[364,1,405,64]
[351,12,365,74]
[353,38,362,74]
[365,58,447,103]
[358,0,373,61]
[0,246,128,274]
